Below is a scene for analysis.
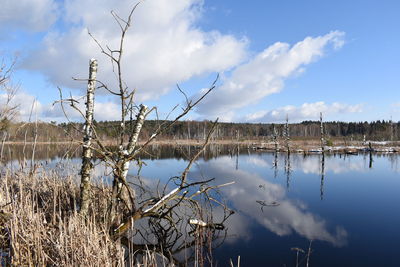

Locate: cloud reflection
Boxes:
[298,156,364,174]
[191,156,347,247]
[245,154,364,174]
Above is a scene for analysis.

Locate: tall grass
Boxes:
[0,168,126,266]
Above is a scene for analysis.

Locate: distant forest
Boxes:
[2,119,399,142]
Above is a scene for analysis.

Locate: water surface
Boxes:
[3,145,400,266]
[137,149,400,266]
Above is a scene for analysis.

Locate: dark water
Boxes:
[3,145,400,266]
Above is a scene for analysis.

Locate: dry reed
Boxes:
[0,168,126,266]
[0,166,228,266]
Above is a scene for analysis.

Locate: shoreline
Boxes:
[3,139,400,154]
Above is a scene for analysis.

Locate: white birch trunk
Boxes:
[127,104,148,155]
[79,58,98,215]
[320,112,325,153]
[110,104,148,219]
[120,104,149,180]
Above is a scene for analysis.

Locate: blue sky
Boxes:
[0,0,399,123]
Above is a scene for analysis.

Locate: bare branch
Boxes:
[111,120,219,239]
[128,75,219,160]
[72,77,121,96]
[0,56,19,122]
[177,83,190,107]
[88,31,118,63]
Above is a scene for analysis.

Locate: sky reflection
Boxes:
[244,153,365,174]
[191,156,348,247]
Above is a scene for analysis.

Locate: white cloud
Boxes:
[0,0,58,32]
[23,0,247,102]
[195,31,345,120]
[4,1,348,123]
[44,96,122,122]
[245,101,363,122]
[1,90,122,122]
[0,92,42,121]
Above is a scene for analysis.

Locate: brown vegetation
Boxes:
[0,168,126,266]
[0,164,233,266]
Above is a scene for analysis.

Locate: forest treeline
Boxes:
[2,119,399,142]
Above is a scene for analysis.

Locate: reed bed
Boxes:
[0,166,228,266]
[0,168,127,266]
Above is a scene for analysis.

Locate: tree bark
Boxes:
[79,58,98,215]
[320,112,325,153]
[110,104,148,221]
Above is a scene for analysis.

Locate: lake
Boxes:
[2,144,400,266]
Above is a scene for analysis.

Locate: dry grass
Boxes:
[0,166,227,266]
[0,168,127,266]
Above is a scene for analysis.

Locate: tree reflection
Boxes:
[123,172,234,266]
[285,153,292,190]
[273,151,278,179]
[190,156,348,247]
[320,153,325,200]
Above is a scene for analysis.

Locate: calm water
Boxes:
[3,145,400,266]
[138,151,400,266]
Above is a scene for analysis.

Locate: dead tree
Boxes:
[79,59,98,215]
[285,114,290,154]
[56,3,231,263]
[320,112,325,153]
[0,57,19,130]
[320,112,325,199]
[0,57,19,163]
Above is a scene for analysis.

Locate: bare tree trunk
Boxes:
[320,112,325,153]
[79,59,98,215]
[285,114,290,154]
[110,104,148,221]
[122,104,148,179]
[127,105,147,152]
